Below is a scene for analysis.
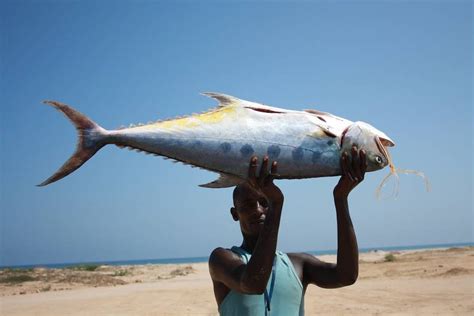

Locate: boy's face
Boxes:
[231,183,269,236]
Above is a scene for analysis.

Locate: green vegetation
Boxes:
[113,270,129,277]
[170,266,194,276]
[1,267,34,273]
[0,275,37,284]
[67,264,100,271]
[384,253,397,262]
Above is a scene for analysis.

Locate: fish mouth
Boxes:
[375,136,392,169]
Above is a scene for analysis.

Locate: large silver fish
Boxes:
[39,93,422,194]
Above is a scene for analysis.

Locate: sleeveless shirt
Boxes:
[218,246,304,316]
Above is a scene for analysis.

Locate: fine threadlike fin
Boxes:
[199,173,244,188]
[201,92,240,106]
[375,168,431,200]
[374,136,429,199]
[37,101,107,186]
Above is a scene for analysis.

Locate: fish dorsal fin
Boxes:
[304,109,349,124]
[201,92,291,113]
[201,92,241,107]
[305,109,353,138]
[304,109,332,117]
[199,173,244,188]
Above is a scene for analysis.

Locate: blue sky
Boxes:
[1,0,472,266]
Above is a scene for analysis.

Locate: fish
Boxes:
[38,92,428,196]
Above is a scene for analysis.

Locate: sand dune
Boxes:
[1,247,473,315]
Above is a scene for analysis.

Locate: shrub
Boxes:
[384,253,396,262]
[0,275,37,284]
[67,264,100,271]
[113,270,129,277]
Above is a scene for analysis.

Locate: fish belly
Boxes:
[110,119,343,179]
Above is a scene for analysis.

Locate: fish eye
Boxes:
[375,156,383,164]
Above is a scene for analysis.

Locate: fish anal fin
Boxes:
[199,173,244,189]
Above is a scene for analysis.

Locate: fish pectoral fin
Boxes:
[199,173,244,189]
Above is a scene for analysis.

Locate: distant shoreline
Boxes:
[2,241,472,270]
[3,245,473,314]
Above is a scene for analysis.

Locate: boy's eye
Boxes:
[258,198,268,208]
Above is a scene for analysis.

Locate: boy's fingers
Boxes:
[341,152,353,181]
[270,161,278,175]
[360,150,367,176]
[351,146,361,180]
[265,161,278,185]
[248,156,258,179]
[259,156,269,181]
[341,152,347,174]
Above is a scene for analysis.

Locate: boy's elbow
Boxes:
[240,276,267,294]
[342,276,357,286]
[243,287,266,295]
[335,266,358,286]
[240,281,266,294]
[338,273,358,286]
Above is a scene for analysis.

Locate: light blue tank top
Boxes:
[219,246,304,316]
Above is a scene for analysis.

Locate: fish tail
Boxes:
[38,101,108,186]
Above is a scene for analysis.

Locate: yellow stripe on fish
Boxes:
[149,106,236,130]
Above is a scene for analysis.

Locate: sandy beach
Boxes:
[1,246,473,315]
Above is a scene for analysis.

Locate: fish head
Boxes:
[341,121,395,172]
[341,122,429,198]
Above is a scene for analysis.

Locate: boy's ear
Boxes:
[230,207,239,221]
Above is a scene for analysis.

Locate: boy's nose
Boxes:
[257,202,268,214]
